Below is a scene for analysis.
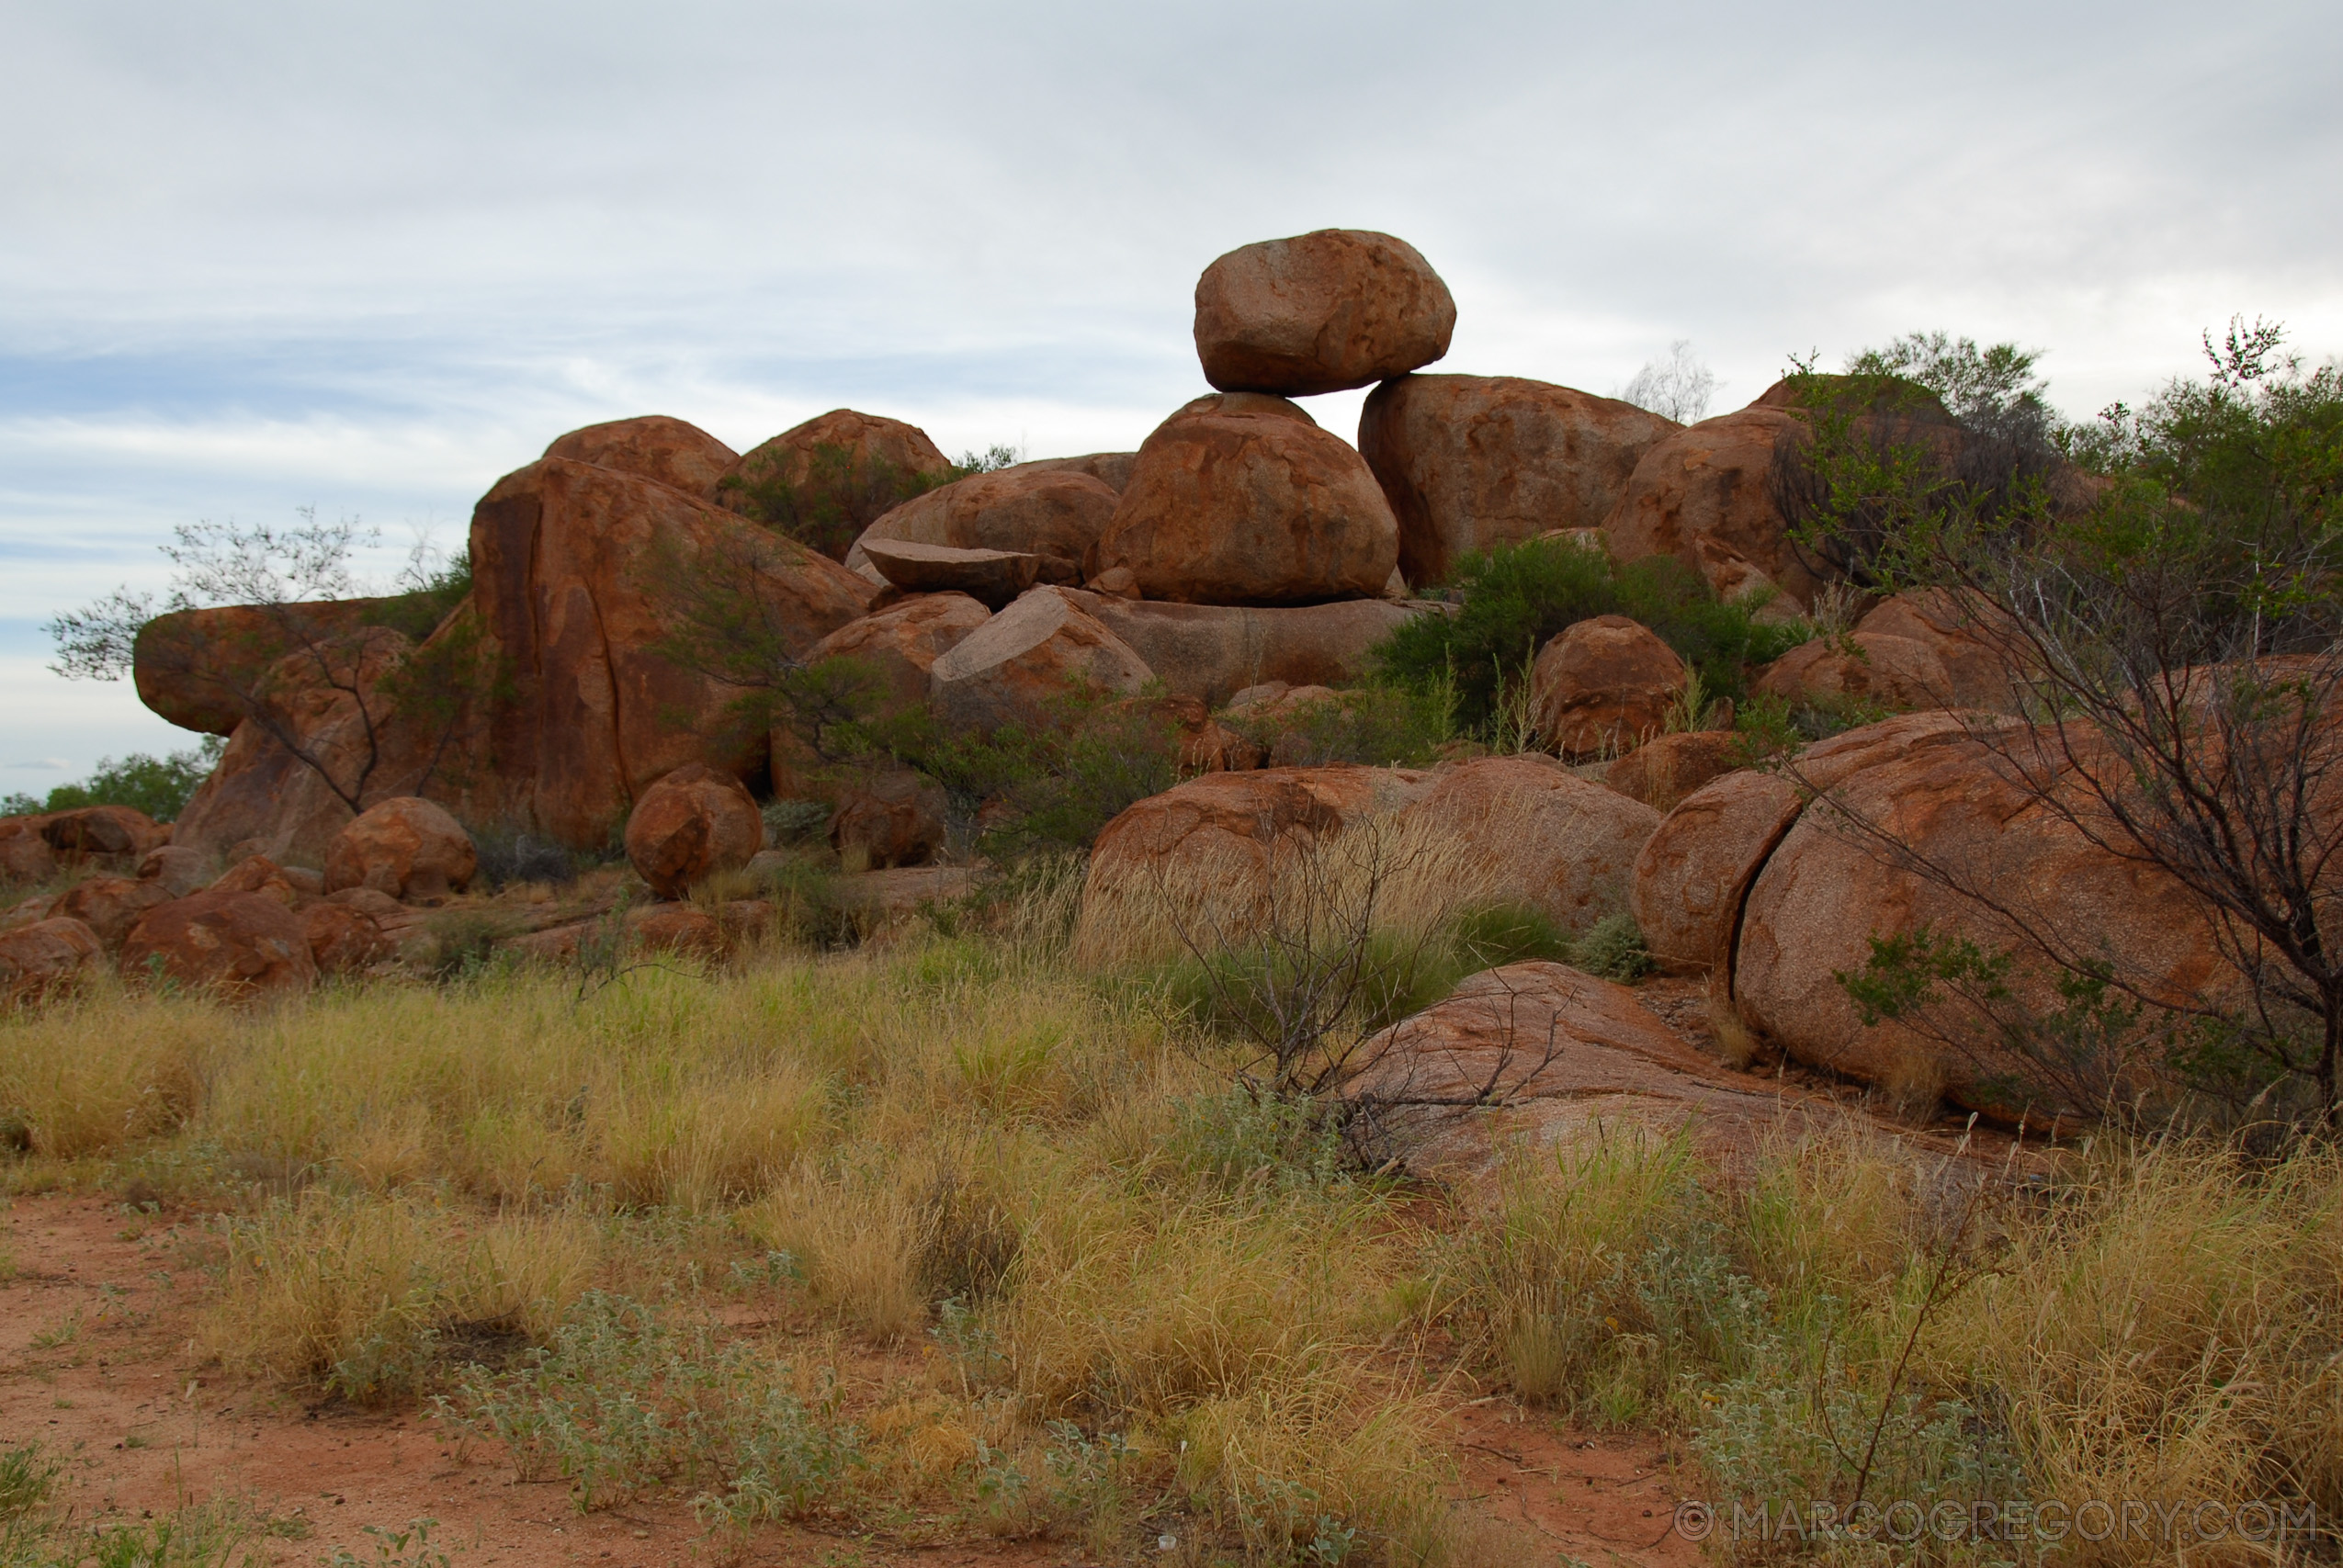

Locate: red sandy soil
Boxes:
[2,1193,1703,1566]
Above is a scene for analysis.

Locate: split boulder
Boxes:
[927,586,1152,733]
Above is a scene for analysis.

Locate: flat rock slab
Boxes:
[860,538,1058,608]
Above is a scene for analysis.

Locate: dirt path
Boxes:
[3,1192,1695,1566]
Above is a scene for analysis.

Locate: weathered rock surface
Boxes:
[301,902,392,975]
[1345,962,1851,1181]
[1091,395,1398,605]
[1194,230,1456,397]
[623,764,765,899]
[1059,591,1430,707]
[41,807,170,860]
[505,902,729,964]
[1733,730,2229,1122]
[1856,590,2026,712]
[1604,730,1744,813]
[1072,764,1438,964]
[542,415,739,499]
[51,875,175,948]
[132,598,413,737]
[1627,712,1986,975]
[716,409,954,544]
[0,820,57,884]
[1752,632,1954,713]
[0,918,103,1003]
[1019,452,1138,493]
[859,539,1054,608]
[137,845,212,898]
[1360,376,1680,586]
[470,456,874,847]
[798,592,992,711]
[845,466,1118,583]
[927,586,1152,733]
[209,854,301,904]
[323,796,478,904]
[1394,756,1661,933]
[1602,403,1822,608]
[121,890,317,998]
[831,771,948,870]
[1530,615,1688,760]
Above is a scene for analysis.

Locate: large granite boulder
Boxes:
[1194,230,1455,397]
[624,764,765,900]
[1529,615,1688,760]
[323,797,478,904]
[469,456,875,848]
[1601,403,1820,609]
[1091,395,1398,606]
[1392,755,1661,933]
[1751,631,1954,713]
[1855,589,2027,712]
[927,586,1152,733]
[844,465,1119,585]
[1359,375,1679,586]
[121,890,318,999]
[542,415,739,499]
[131,598,414,737]
[715,409,954,554]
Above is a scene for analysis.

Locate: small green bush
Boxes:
[1224,682,1454,768]
[1375,538,1812,738]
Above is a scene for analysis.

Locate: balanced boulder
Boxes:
[859,540,1056,608]
[323,797,479,904]
[121,890,317,999]
[542,415,739,500]
[1194,230,1455,397]
[624,764,764,899]
[1360,375,1679,585]
[1530,615,1688,760]
[927,586,1152,733]
[132,598,409,737]
[1092,395,1398,605]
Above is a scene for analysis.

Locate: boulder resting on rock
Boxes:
[1194,230,1456,397]
[927,586,1152,734]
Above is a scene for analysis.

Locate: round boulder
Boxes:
[121,890,318,999]
[831,771,949,870]
[52,874,176,948]
[715,408,955,552]
[1752,631,1954,713]
[624,764,765,899]
[1530,615,1688,761]
[323,797,479,905]
[1602,403,1822,609]
[1359,375,1679,586]
[542,415,740,499]
[1092,395,1398,605]
[1194,230,1456,397]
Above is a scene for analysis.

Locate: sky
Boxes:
[4,0,2339,783]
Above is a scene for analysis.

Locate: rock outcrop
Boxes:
[927,586,1152,733]
[1855,589,2026,712]
[845,465,1119,585]
[1360,376,1679,586]
[323,797,479,904]
[1529,615,1688,760]
[131,598,414,737]
[470,456,874,847]
[121,890,317,999]
[1091,395,1398,605]
[715,409,954,547]
[542,415,738,500]
[623,764,765,899]
[798,593,993,710]
[1194,230,1455,397]
[41,807,170,860]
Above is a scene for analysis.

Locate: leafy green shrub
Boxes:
[1573,913,1655,982]
[1375,537,1811,737]
[1,738,224,821]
